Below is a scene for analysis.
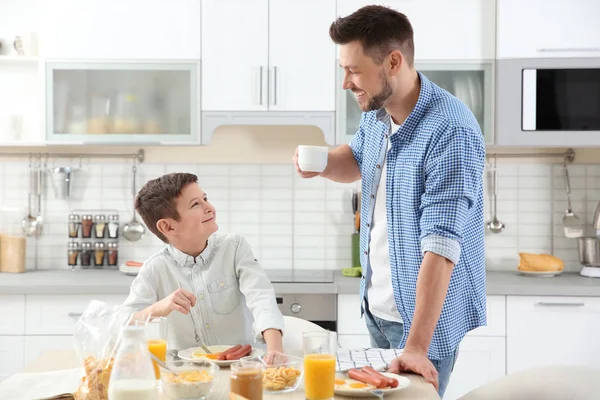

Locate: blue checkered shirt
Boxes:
[352,72,487,360]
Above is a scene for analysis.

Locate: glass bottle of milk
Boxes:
[108,324,158,400]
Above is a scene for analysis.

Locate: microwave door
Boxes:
[522,69,538,131]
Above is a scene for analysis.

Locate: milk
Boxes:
[108,379,158,400]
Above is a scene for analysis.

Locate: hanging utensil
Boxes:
[34,163,43,236]
[487,156,505,234]
[22,158,39,237]
[562,157,583,238]
[122,160,145,242]
[352,189,359,233]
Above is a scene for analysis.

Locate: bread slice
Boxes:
[518,253,564,272]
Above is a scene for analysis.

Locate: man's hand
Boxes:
[150,288,197,317]
[293,147,320,179]
[389,350,439,391]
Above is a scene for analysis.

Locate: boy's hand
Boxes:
[151,288,197,317]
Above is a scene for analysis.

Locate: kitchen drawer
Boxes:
[25,294,126,335]
[337,294,369,335]
[24,336,75,366]
[467,296,506,337]
[0,294,25,335]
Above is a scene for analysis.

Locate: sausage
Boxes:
[361,366,398,388]
[347,368,387,389]
[218,344,243,360]
[226,344,252,360]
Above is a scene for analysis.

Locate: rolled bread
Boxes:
[518,252,564,272]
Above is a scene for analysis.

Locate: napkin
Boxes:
[336,348,403,372]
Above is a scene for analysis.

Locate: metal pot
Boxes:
[577,237,600,267]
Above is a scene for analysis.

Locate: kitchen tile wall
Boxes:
[0,160,598,272]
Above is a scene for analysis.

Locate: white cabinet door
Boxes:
[24,336,75,366]
[337,294,369,335]
[467,295,505,337]
[507,296,600,374]
[497,0,600,59]
[443,337,506,400]
[201,0,269,111]
[25,294,126,335]
[268,0,336,111]
[41,0,201,59]
[0,295,25,335]
[0,336,24,382]
[336,0,494,60]
[338,334,372,349]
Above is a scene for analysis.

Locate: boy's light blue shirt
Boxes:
[123,232,285,350]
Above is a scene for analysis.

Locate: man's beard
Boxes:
[358,71,393,112]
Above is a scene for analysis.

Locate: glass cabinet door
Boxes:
[46,62,200,144]
[336,61,494,145]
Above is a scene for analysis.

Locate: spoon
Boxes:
[122,162,145,242]
[149,353,179,377]
[487,156,505,234]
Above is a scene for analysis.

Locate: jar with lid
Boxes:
[230,360,264,400]
[68,242,80,268]
[107,215,119,239]
[107,242,119,267]
[80,242,92,268]
[81,215,93,238]
[94,215,106,238]
[108,324,158,400]
[94,242,106,268]
[68,214,80,238]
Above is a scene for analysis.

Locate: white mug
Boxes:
[297,145,329,173]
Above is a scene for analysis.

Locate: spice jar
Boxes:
[94,242,106,268]
[107,215,119,239]
[107,242,118,267]
[68,214,80,238]
[94,215,106,238]
[80,242,92,268]
[81,215,93,238]
[68,242,80,267]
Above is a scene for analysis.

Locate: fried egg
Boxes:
[334,378,376,391]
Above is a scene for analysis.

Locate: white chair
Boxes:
[282,315,325,352]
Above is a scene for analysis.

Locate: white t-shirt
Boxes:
[366,119,403,323]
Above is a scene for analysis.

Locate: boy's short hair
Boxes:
[134,172,198,243]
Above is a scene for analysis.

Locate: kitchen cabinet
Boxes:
[336,0,495,60]
[0,295,25,335]
[40,0,201,60]
[497,0,600,59]
[444,337,506,400]
[24,336,75,366]
[45,61,200,144]
[336,61,494,145]
[338,334,371,349]
[0,336,24,382]
[507,296,600,374]
[337,294,369,335]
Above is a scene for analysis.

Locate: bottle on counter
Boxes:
[81,215,93,238]
[107,215,119,239]
[107,242,118,267]
[68,214,81,238]
[68,242,80,269]
[94,242,106,268]
[94,215,106,238]
[80,242,92,268]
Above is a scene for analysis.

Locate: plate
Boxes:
[334,371,410,397]
[178,345,263,366]
[518,270,563,277]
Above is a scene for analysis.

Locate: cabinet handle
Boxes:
[273,66,278,106]
[68,312,83,318]
[537,48,600,53]
[259,66,264,106]
[535,302,585,307]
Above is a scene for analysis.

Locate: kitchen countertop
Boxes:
[1,268,600,297]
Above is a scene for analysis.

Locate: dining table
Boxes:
[18,350,440,399]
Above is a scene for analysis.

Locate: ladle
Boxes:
[487,156,505,234]
[122,161,145,242]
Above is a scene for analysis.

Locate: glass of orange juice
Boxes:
[303,331,337,400]
[145,316,168,380]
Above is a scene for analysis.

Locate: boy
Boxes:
[123,172,284,354]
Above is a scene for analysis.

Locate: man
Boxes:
[293,5,486,398]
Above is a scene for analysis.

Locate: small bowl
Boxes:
[159,359,220,400]
[241,352,304,394]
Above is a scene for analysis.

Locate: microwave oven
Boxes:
[496,58,600,146]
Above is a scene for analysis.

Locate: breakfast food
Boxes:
[361,365,398,388]
[73,356,115,400]
[518,252,564,272]
[340,367,399,390]
[192,344,252,361]
[262,366,302,391]
[162,369,214,399]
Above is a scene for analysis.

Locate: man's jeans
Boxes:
[364,301,459,398]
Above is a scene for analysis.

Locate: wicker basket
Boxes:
[0,234,27,273]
